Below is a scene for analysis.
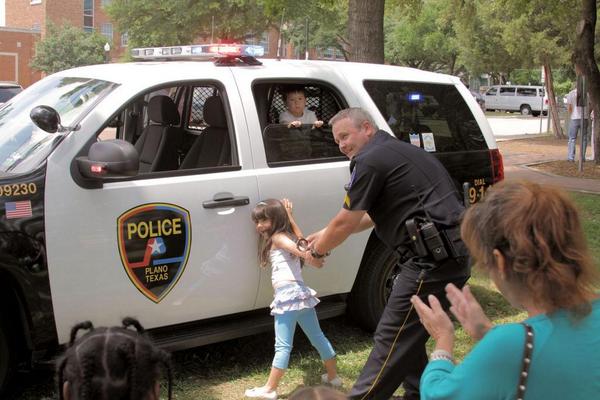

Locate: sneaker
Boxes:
[244,386,278,399]
[321,373,343,388]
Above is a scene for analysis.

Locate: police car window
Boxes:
[253,82,347,166]
[99,84,237,176]
[187,86,219,130]
[364,80,487,152]
[0,76,118,174]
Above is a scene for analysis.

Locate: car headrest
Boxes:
[203,96,227,128]
[148,95,180,125]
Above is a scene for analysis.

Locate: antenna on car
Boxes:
[276,9,285,61]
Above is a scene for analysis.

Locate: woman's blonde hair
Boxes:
[461,180,598,317]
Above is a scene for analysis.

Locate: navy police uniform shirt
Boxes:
[343,130,464,251]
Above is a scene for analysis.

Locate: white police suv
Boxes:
[0,44,503,391]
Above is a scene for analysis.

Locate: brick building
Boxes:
[0,0,125,87]
[0,26,40,86]
[5,0,125,58]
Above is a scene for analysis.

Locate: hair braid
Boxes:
[57,318,173,400]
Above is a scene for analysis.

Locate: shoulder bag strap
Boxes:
[516,323,534,400]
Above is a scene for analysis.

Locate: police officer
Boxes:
[307,108,470,399]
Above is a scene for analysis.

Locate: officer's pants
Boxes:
[349,259,469,400]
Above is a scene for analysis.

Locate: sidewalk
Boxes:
[497,135,600,194]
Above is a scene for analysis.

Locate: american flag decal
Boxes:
[5,200,33,219]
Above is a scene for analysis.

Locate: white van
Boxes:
[484,85,547,116]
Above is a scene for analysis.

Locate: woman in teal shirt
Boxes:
[412,181,600,399]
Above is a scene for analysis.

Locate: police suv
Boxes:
[0,44,503,391]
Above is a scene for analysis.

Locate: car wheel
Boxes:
[0,315,15,396]
[520,105,532,115]
[348,238,400,331]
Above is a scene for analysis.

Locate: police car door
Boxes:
[44,75,261,343]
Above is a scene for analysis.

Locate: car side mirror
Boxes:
[76,139,139,179]
[30,105,79,133]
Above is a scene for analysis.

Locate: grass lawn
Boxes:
[11,193,600,400]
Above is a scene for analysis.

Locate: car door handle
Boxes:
[202,192,250,209]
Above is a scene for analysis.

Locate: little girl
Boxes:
[245,198,341,399]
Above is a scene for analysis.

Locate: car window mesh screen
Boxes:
[364,80,487,152]
[268,85,340,124]
[189,86,219,130]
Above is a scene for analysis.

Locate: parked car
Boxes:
[0,44,503,393]
[470,90,486,110]
[484,85,548,116]
[0,82,22,106]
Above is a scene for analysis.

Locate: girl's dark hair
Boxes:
[251,199,297,267]
[461,180,599,318]
[57,317,172,400]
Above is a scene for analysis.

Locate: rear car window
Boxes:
[364,80,488,152]
[253,82,347,166]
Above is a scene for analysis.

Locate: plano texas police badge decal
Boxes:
[117,203,191,303]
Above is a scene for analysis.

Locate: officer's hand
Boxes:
[445,284,493,341]
[411,294,455,351]
[306,229,325,246]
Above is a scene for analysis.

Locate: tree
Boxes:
[30,23,107,74]
[497,0,579,139]
[346,0,385,63]
[573,0,600,164]
[107,0,270,48]
[452,0,579,139]
[385,0,460,74]
[262,0,347,59]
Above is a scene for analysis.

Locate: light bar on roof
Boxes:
[131,44,264,60]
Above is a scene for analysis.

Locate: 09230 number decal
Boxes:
[0,183,38,197]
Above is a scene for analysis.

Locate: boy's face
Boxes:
[285,91,306,117]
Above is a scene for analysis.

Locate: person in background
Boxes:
[566,81,591,162]
[279,85,324,129]
[245,199,340,400]
[307,108,469,399]
[57,317,172,400]
[412,180,600,400]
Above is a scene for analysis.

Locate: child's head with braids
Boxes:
[57,317,172,400]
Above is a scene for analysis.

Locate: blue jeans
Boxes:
[567,119,591,161]
[272,308,336,369]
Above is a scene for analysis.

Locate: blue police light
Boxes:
[407,92,423,103]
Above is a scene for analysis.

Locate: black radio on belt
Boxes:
[405,217,449,261]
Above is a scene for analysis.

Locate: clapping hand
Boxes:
[411,294,455,351]
[445,284,493,341]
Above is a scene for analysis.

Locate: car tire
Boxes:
[0,315,15,396]
[348,238,400,331]
[520,105,532,115]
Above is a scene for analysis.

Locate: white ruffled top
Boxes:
[269,249,319,315]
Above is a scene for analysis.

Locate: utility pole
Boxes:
[305,17,309,60]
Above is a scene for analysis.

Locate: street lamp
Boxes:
[104,42,111,63]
